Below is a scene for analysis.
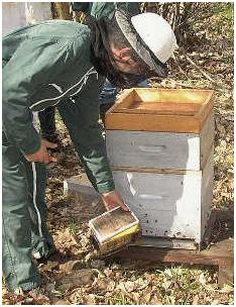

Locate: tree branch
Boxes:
[184,53,216,84]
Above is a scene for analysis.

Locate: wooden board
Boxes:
[112,88,214,112]
[114,101,201,115]
[106,88,214,133]
[201,150,214,239]
[110,210,234,287]
[130,236,198,250]
[200,112,215,169]
[64,173,98,197]
[106,113,214,171]
[133,88,214,106]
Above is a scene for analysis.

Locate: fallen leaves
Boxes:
[3,6,234,305]
[124,280,135,292]
[57,269,96,292]
[59,259,81,272]
[106,280,116,292]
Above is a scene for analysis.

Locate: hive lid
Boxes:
[105,88,214,133]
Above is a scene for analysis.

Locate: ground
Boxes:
[2,5,234,305]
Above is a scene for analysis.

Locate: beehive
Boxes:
[105,88,214,249]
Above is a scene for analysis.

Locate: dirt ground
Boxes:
[2,6,234,306]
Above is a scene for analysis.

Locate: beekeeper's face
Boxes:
[111,46,149,76]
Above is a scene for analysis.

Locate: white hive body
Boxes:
[106,88,214,249]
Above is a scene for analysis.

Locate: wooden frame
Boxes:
[106,88,214,133]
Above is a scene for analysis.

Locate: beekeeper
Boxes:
[38,2,142,141]
[2,10,177,292]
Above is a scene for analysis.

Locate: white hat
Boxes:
[115,10,177,78]
[131,13,177,64]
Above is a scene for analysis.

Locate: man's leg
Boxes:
[137,79,149,88]
[38,106,59,143]
[23,160,55,260]
[2,139,41,291]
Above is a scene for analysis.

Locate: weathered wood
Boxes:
[64,173,98,197]
[115,243,231,266]
[111,166,200,175]
[201,205,217,250]
[218,262,234,286]
[106,111,202,133]
[115,101,201,115]
[200,112,215,169]
[112,210,234,286]
[130,236,198,250]
[106,88,214,133]
[201,151,214,239]
[203,209,234,247]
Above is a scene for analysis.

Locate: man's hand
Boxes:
[24,140,57,164]
[101,190,129,212]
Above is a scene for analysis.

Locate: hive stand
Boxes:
[114,210,233,287]
[64,174,234,287]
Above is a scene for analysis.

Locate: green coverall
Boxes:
[72,2,140,19]
[2,20,114,290]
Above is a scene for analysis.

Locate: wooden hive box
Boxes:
[89,206,140,256]
[105,88,214,249]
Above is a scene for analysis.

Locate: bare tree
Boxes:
[142,2,216,48]
[51,2,72,20]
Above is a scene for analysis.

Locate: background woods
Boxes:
[3,2,234,305]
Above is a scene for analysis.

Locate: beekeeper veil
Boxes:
[87,10,177,88]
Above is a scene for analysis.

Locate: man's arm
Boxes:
[3,36,74,156]
[57,71,128,210]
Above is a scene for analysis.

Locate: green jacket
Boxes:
[2,20,115,194]
[72,2,140,19]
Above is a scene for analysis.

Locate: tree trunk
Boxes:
[51,2,72,20]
